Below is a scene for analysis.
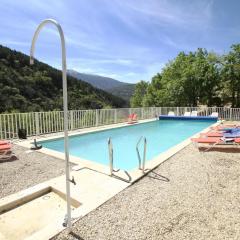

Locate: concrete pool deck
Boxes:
[0,119,220,239]
[0,168,129,240]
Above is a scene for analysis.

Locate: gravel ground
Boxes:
[0,144,69,198]
[53,144,240,240]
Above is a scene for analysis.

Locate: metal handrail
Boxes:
[108,137,120,176]
[107,138,131,182]
[136,136,143,169]
[136,136,147,173]
[108,137,114,175]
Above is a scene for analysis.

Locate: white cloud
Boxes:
[0,39,29,47]
[104,0,214,31]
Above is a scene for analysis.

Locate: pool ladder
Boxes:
[108,137,119,176]
[136,136,147,174]
[108,138,131,182]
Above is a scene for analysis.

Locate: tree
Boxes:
[142,48,221,107]
[0,45,127,113]
[143,73,165,106]
[130,81,149,107]
[220,44,240,107]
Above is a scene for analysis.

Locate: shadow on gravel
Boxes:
[69,232,85,240]
[147,171,170,182]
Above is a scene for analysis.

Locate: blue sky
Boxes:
[0,0,239,83]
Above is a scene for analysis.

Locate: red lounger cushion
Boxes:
[127,113,137,124]
[0,143,11,150]
[202,132,223,137]
[192,137,240,144]
[191,137,223,143]
[0,140,9,145]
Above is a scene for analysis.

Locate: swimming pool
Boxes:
[41,120,216,170]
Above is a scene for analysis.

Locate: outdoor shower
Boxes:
[30,19,72,229]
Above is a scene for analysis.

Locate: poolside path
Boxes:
[0,145,70,198]
[53,144,240,240]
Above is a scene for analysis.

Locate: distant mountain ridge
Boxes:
[67,70,125,90]
[0,45,127,113]
[67,69,135,101]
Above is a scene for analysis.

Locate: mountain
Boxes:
[0,45,127,113]
[67,70,125,90]
[67,70,135,101]
[108,84,136,101]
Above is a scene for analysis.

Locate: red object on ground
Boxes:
[200,132,223,137]
[128,113,133,119]
[0,143,11,151]
[0,140,9,145]
[127,113,138,124]
[191,137,223,143]
[191,137,240,144]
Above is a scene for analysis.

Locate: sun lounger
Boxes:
[191,137,228,144]
[0,140,9,145]
[184,112,191,116]
[201,128,240,138]
[200,132,223,137]
[0,143,17,162]
[168,111,175,116]
[211,125,240,131]
[132,113,138,121]
[127,113,138,124]
[0,143,11,152]
[210,112,219,117]
[127,113,133,122]
[192,136,240,152]
[191,111,198,116]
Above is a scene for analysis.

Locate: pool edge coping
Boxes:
[15,118,220,183]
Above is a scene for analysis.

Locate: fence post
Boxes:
[0,115,2,139]
[177,107,179,116]
[151,107,154,118]
[230,108,232,120]
[96,109,99,127]
[70,110,74,130]
[35,112,40,136]
[141,108,144,120]
[114,109,117,123]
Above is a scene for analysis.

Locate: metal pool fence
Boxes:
[0,107,239,139]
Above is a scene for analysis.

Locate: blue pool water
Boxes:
[41,120,215,170]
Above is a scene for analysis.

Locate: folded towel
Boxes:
[223,128,240,133]
[223,132,240,138]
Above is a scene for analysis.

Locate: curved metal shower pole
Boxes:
[30,19,72,229]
